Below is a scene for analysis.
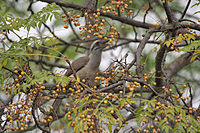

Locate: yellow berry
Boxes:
[61,14,66,18]
[64,25,69,29]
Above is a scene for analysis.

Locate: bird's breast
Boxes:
[76,67,99,87]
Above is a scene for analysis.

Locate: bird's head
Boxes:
[89,39,108,53]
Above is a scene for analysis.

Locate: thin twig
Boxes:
[162,0,176,23]
[136,28,155,78]
[96,81,123,92]
[124,77,159,95]
[172,83,188,108]
[32,91,50,133]
[180,0,191,19]
[61,6,81,40]
[143,0,152,23]
[29,58,69,68]
[187,82,193,107]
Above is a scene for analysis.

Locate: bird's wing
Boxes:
[65,56,89,76]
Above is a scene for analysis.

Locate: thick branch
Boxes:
[101,12,154,29]
[105,39,161,51]
[165,52,193,78]
[155,45,167,93]
[39,0,84,10]
[163,0,176,23]
[38,0,154,29]
[38,0,200,32]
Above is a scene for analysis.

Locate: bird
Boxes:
[52,39,107,113]
[65,39,108,87]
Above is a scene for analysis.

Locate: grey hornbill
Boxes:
[65,39,108,87]
[52,39,108,113]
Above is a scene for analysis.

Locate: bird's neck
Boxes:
[86,51,102,70]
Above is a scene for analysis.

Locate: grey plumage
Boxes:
[65,39,107,87]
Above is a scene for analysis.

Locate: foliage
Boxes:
[136,98,200,133]
[0,0,200,133]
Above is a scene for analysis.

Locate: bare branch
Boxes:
[155,45,167,93]
[136,29,155,78]
[39,0,84,10]
[32,92,50,133]
[172,83,189,108]
[61,7,81,40]
[38,0,200,32]
[96,81,123,92]
[42,22,79,47]
[162,0,176,23]
[101,12,154,29]
[165,52,193,79]
[180,0,192,19]
[105,39,160,51]
[29,58,69,68]
[143,0,152,23]
[187,82,193,107]
[125,77,159,95]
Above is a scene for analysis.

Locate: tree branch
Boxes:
[32,91,50,133]
[162,0,176,23]
[39,0,84,10]
[29,58,69,68]
[136,29,155,78]
[180,0,192,19]
[165,52,193,78]
[155,45,167,93]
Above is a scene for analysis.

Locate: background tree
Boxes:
[0,0,200,133]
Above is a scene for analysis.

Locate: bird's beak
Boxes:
[101,39,109,44]
[100,39,109,49]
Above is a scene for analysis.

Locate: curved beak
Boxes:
[99,39,109,49]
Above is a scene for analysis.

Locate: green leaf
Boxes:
[53,12,60,19]
[162,125,172,133]
[158,119,166,127]
[120,98,126,106]
[11,21,18,30]
[115,108,123,120]
[136,106,144,116]
[164,39,174,47]
[67,121,72,128]
[105,107,113,112]
[3,60,7,66]
[191,50,200,62]
[164,41,171,47]
[50,15,53,21]
[85,96,89,101]
[75,99,81,105]
[167,114,174,121]
[77,75,80,82]
[194,10,200,15]
[156,109,164,116]
[186,34,195,41]
[108,123,112,133]
[145,111,153,118]
[181,40,200,52]
[176,36,183,42]
[119,120,123,127]
[146,106,153,113]
[136,115,143,125]
[38,21,42,29]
